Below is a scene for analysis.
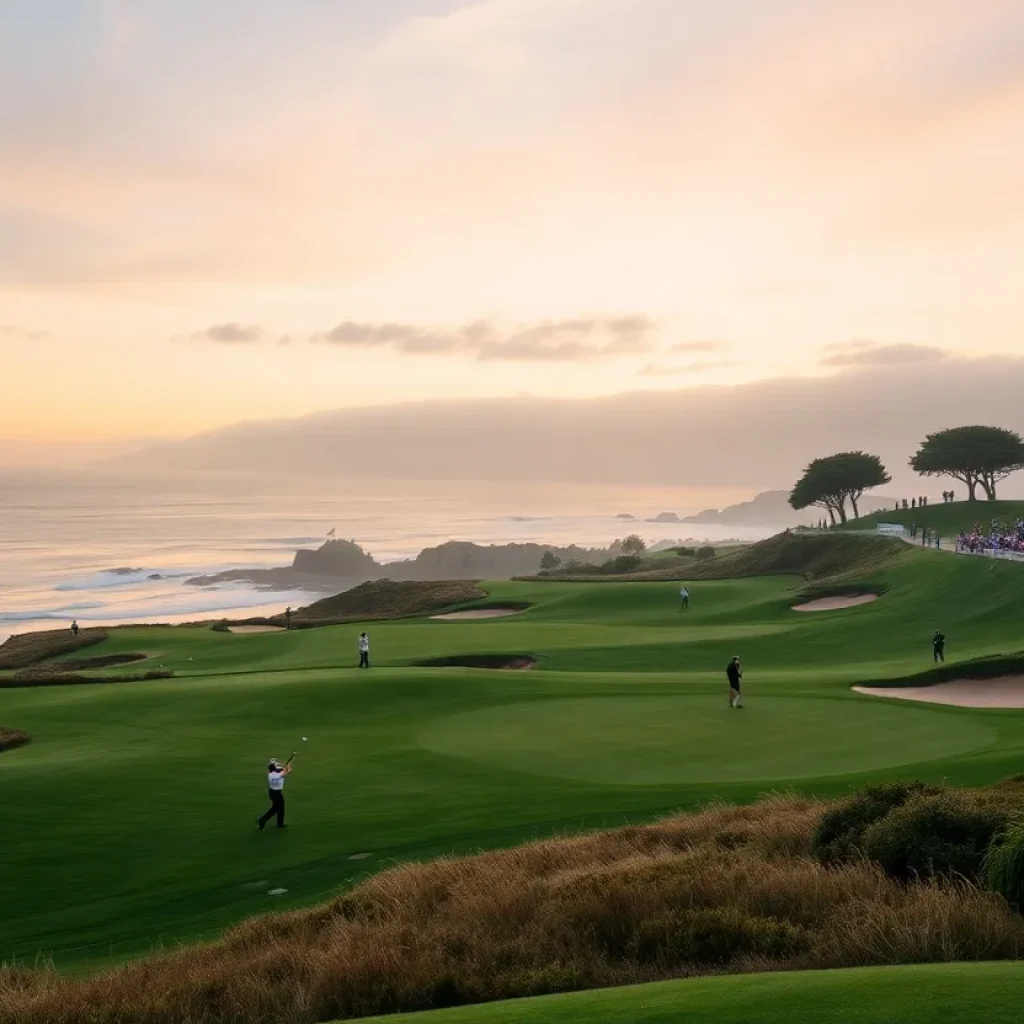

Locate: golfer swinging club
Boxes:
[258,755,292,830]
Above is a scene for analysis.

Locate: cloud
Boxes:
[197,323,265,344]
[821,342,949,367]
[107,353,1024,495]
[670,340,723,353]
[309,315,656,362]
[638,359,737,377]
[0,324,50,342]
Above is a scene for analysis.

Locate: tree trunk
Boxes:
[965,473,979,501]
[836,498,848,524]
[826,506,837,527]
[850,492,861,518]
[981,474,997,500]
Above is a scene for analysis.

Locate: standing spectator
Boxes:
[932,630,946,664]
[679,586,690,610]
[359,632,370,669]
[70,620,79,636]
[726,656,743,708]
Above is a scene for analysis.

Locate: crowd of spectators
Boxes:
[956,519,1024,556]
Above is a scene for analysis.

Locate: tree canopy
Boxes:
[621,534,647,556]
[910,426,1024,501]
[789,451,891,524]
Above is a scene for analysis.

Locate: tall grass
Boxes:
[984,817,1024,910]
[0,727,30,752]
[3,793,1023,1024]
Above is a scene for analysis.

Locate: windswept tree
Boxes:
[789,451,891,524]
[621,534,647,556]
[910,426,1024,501]
[539,550,561,571]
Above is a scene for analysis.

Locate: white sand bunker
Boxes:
[793,594,879,612]
[228,625,286,634]
[854,676,1024,709]
[431,608,525,621]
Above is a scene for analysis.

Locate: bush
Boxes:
[813,781,938,864]
[984,817,1024,910]
[602,555,643,574]
[863,792,1010,882]
[0,727,30,752]
[695,546,716,560]
[676,546,696,557]
[211,621,232,633]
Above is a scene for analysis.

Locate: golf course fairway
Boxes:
[360,963,1024,1024]
[4,533,1024,996]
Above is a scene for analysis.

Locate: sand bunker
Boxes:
[228,626,286,635]
[854,676,1024,709]
[430,607,526,621]
[793,594,879,612]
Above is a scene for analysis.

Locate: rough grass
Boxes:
[685,533,903,582]
[3,667,173,688]
[0,629,108,669]
[0,726,30,752]
[227,580,490,629]
[5,792,1024,1024]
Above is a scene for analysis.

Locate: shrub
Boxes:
[863,792,1010,882]
[984,817,1024,910]
[813,781,938,864]
[211,621,232,633]
[676,546,696,557]
[603,555,643,574]
[695,546,716,560]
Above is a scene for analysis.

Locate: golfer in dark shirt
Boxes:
[932,631,946,663]
[727,656,743,708]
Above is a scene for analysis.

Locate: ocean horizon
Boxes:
[0,473,777,642]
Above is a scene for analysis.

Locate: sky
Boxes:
[2,0,1024,457]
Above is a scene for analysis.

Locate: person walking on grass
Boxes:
[70,620,79,636]
[727,656,743,708]
[359,631,370,669]
[933,630,946,664]
[680,586,690,610]
[258,758,291,830]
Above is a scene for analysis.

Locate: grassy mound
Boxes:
[357,963,1024,1024]
[229,580,489,629]
[0,727,30,752]
[415,654,537,670]
[59,653,149,670]
[841,499,1024,538]
[686,532,902,582]
[5,789,1024,1023]
[3,667,173,688]
[0,629,108,670]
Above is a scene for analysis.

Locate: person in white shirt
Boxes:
[258,758,292,830]
[359,632,370,669]
[679,587,690,610]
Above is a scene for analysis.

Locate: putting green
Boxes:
[420,695,997,785]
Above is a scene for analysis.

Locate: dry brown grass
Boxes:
[0,727,30,752]
[4,792,1024,1023]
[0,629,108,670]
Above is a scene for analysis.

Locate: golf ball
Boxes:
[302,736,308,741]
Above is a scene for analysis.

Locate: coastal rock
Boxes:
[646,512,681,523]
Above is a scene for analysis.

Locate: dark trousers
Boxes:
[359,651,369,668]
[259,788,285,828]
[934,646,945,663]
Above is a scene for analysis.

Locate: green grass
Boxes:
[5,541,1024,970]
[841,499,1024,538]
[360,963,1024,1024]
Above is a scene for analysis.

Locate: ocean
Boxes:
[0,473,774,643]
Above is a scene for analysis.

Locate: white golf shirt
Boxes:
[359,635,369,653]
[268,769,286,791]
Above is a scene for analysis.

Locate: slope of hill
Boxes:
[681,490,895,527]
[360,963,1024,1024]
[840,500,1024,538]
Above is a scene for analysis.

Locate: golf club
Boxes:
[284,736,309,766]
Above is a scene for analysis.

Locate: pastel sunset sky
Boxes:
[3,0,1023,450]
